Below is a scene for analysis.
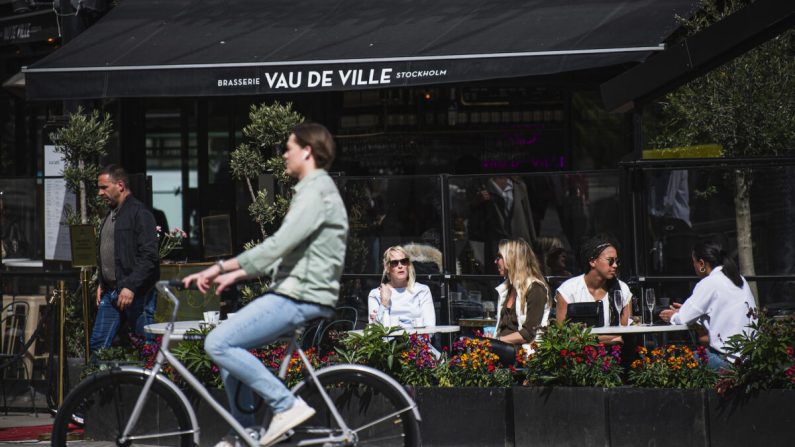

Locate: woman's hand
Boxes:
[659,303,681,323]
[182,264,221,293]
[379,285,392,307]
[213,270,247,294]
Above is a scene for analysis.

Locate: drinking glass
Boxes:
[612,290,624,327]
[644,289,656,325]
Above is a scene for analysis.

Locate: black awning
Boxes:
[24,0,698,100]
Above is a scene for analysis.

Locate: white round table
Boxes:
[589,324,690,335]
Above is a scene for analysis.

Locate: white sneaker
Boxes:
[213,435,237,447]
[259,397,316,446]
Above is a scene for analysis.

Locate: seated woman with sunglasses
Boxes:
[368,245,436,329]
[555,236,632,344]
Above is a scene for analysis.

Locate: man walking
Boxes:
[91,164,160,352]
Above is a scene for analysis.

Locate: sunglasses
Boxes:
[388,258,410,268]
[601,257,619,267]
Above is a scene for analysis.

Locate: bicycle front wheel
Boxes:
[51,369,195,447]
[293,366,421,446]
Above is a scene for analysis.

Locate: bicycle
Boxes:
[51,280,422,446]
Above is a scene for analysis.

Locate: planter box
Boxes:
[413,387,513,447]
[607,388,707,447]
[707,389,795,447]
[513,386,609,447]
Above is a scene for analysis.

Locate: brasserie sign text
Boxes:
[217,67,448,89]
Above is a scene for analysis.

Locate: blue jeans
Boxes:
[204,294,333,428]
[706,348,730,371]
[90,288,157,353]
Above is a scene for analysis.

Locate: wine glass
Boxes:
[644,289,656,325]
[612,290,624,327]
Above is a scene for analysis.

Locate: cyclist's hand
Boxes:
[183,267,216,293]
[117,288,134,311]
[379,285,392,307]
[96,285,103,306]
[214,270,246,294]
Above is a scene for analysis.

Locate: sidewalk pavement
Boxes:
[0,412,53,445]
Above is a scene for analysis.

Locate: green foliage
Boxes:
[336,323,408,373]
[647,0,795,156]
[170,326,223,389]
[525,323,623,388]
[628,345,718,389]
[444,337,516,387]
[49,106,113,226]
[229,101,303,240]
[719,314,795,395]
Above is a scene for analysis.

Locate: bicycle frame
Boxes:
[116,281,386,447]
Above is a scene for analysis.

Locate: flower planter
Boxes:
[513,386,609,447]
[413,386,513,447]
[607,387,707,447]
[707,389,795,447]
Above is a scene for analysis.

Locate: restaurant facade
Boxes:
[2,0,794,327]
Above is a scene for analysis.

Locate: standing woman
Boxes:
[368,246,436,328]
[660,240,757,370]
[555,236,632,344]
[491,239,550,351]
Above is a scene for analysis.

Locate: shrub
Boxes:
[525,323,623,388]
[629,345,718,389]
[718,314,795,395]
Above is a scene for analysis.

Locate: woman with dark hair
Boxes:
[555,236,632,344]
[660,240,757,370]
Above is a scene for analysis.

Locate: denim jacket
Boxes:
[237,169,349,308]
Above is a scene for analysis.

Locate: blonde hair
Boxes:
[498,239,549,309]
[381,246,416,293]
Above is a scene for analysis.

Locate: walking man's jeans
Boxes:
[204,294,333,428]
[90,288,157,353]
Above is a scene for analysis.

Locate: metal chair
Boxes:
[1,301,36,414]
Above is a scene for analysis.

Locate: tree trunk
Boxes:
[734,169,759,306]
[78,160,87,224]
[245,177,267,239]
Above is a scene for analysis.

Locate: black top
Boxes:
[497,282,547,343]
[97,195,160,296]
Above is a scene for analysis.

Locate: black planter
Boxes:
[513,386,609,447]
[413,386,513,447]
[607,387,707,447]
[707,389,795,447]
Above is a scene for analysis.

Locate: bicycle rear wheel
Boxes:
[51,369,195,447]
[292,366,421,446]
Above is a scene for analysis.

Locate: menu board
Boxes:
[44,178,75,261]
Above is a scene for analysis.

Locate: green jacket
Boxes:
[237,169,349,308]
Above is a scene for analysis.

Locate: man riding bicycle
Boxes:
[183,122,348,447]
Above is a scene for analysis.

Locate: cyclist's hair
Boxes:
[498,238,549,308]
[692,240,743,287]
[100,164,129,187]
[291,122,336,169]
[381,246,416,293]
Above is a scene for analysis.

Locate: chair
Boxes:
[303,306,359,354]
[1,301,36,414]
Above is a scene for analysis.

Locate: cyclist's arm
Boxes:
[236,190,324,277]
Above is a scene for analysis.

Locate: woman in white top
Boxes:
[555,236,632,344]
[368,246,436,329]
[660,240,756,370]
[491,239,550,353]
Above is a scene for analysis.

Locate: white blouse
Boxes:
[556,274,632,327]
[367,283,436,329]
[671,266,757,354]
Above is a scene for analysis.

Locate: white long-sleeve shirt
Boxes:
[671,266,757,355]
[367,283,436,329]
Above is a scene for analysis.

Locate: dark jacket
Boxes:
[97,195,160,297]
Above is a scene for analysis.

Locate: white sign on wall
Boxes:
[44,178,75,261]
[44,144,65,177]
